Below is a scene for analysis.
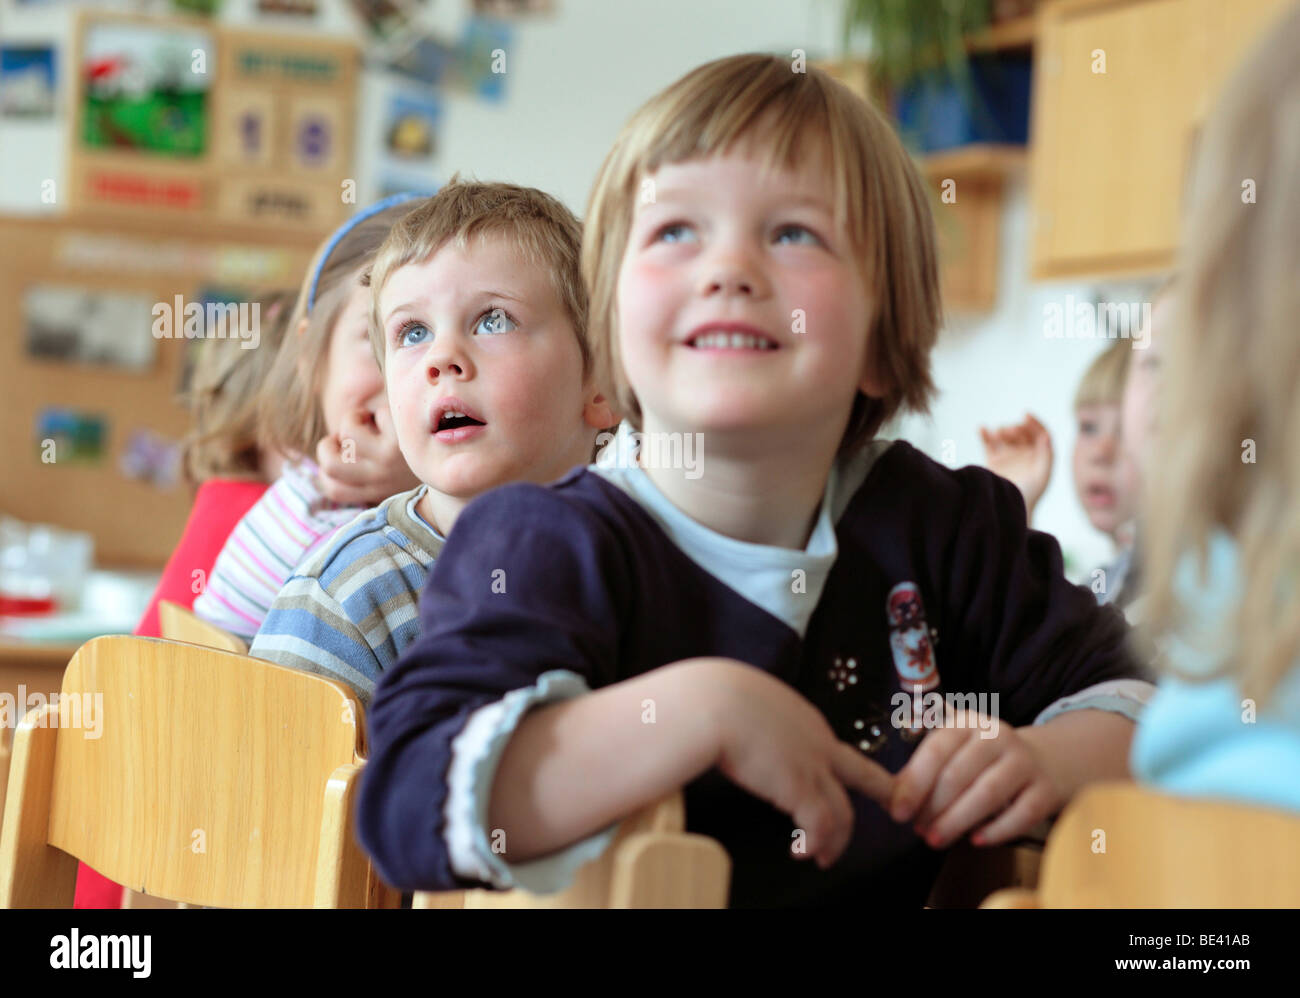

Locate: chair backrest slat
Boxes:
[1039,782,1300,907]
[43,635,363,907]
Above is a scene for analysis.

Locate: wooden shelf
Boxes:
[967,14,1037,53]
[920,143,1028,180]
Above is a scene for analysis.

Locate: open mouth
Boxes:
[686,330,779,351]
[436,410,486,432]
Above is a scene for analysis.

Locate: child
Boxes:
[981,340,1138,604]
[193,195,424,641]
[76,289,296,910]
[1130,5,1300,812]
[358,55,1153,908]
[249,181,612,705]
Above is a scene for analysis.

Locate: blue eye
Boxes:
[397,321,430,348]
[655,223,695,244]
[774,224,821,246]
[476,307,517,336]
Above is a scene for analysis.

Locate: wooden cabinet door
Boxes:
[1031,0,1208,277]
[1031,0,1296,278]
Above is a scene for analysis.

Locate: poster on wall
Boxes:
[81,21,214,157]
[0,45,57,118]
[385,90,441,163]
[35,408,108,465]
[23,285,157,372]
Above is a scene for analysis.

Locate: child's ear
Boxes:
[582,389,616,430]
[858,365,887,399]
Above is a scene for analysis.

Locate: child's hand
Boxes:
[708,660,895,870]
[888,709,1064,850]
[316,407,419,506]
[979,413,1053,521]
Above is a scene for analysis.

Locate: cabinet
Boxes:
[1030,0,1295,278]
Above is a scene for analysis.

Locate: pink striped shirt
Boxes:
[194,460,366,640]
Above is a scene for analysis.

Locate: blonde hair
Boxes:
[180,289,295,483]
[365,178,589,373]
[258,199,422,459]
[581,53,942,452]
[1073,338,1132,411]
[1142,4,1300,705]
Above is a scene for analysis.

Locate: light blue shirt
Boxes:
[1130,530,1300,813]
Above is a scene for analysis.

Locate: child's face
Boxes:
[320,282,392,440]
[379,233,600,498]
[616,148,880,449]
[1071,402,1135,539]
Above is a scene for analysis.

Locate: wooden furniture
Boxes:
[0,635,396,908]
[158,600,247,654]
[414,792,732,909]
[1029,0,1296,278]
[982,782,1300,907]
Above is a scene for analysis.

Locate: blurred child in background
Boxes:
[193,195,424,641]
[1131,4,1300,811]
[980,338,1138,606]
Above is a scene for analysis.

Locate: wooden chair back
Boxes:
[158,600,248,654]
[983,782,1300,908]
[0,634,389,908]
[414,791,731,908]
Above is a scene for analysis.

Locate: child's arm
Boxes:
[356,482,892,893]
[489,657,894,869]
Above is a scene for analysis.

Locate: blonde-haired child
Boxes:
[1131,5,1300,811]
[981,340,1138,603]
[358,55,1151,907]
[194,196,423,640]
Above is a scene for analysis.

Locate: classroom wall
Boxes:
[1,0,1146,574]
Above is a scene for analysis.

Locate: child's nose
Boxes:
[700,246,766,299]
[425,338,472,381]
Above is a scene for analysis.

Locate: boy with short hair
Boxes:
[250,181,611,704]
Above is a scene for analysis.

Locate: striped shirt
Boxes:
[249,485,443,705]
[193,460,365,640]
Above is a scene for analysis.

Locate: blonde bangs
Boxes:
[583,53,939,450]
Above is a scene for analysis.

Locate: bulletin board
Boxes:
[0,214,319,569]
[68,10,358,233]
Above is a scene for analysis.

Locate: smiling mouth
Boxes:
[686,331,779,351]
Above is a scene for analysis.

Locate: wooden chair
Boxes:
[982,782,1300,908]
[118,601,249,908]
[0,634,398,908]
[158,600,248,654]
[414,791,732,908]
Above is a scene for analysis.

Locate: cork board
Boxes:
[0,214,318,569]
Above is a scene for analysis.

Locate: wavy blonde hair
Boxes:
[581,53,942,453]
[1142,4,1300,705]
